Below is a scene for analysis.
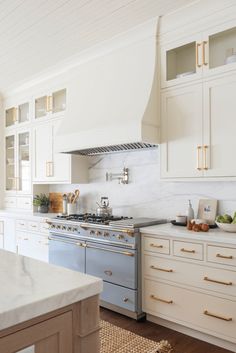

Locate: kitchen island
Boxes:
[0,249,102,353]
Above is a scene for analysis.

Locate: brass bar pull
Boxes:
[204,276,232,286]
[86,244,134,257]
[49,161,53,177]
[202,41,208,66]
[104,270,112,276]
[150,243,163,249]
[204,310,232,322]
[46,162,49,177]
[150,265,173,273]
[197,145,202,170]
[181,248,195,253]
[13,107,18,123]
[48,96,53,112]
[150,294,173,304]
[196,43,202,68]
[203,145,208,170]
[216,253,233,260]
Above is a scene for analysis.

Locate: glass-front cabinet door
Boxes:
[34,88,66,119]
[5,102,29,128]
[5,135,16,191]
[18,131,30,193]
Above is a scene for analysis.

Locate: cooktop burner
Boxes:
[56,213,132,225]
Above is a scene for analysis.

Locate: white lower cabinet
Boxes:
[142,231,236,348]
[0,217,16,252]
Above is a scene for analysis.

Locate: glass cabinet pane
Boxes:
[18,132,30,192]
[166,42,196,81]
[5,135,15,191]
[18,102,29,123]
[6,107,17,127]
[209,27,236,69]
[35,96,47,118]
[52,89,66,113]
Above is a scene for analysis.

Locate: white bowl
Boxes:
[216,222,236,233]
[176,71,195,79]
[225,54,236,65]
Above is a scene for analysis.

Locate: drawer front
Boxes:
[40,221,50,234]
[16,219,28,230]
[101,281,137,312]
[28,221,39,232]
[207,245,236,267]
[173,240,203,260]
[144,255,236,297]
[143,279,236,342]
[144,236,170,255]
[17,197,32,210]
[4,197,16,209]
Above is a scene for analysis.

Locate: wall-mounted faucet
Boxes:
[106,167,129,184]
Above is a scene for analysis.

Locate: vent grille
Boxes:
[67,142,158,156]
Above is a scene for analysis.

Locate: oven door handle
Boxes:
[86,244,134,257]
[48,236,84,247]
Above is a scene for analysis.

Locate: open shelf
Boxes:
[209,27,236,69]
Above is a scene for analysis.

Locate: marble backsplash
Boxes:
[49,148,236,220]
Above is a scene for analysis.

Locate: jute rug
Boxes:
[100,320,173,353]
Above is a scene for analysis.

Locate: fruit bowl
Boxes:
[216,222,236,233]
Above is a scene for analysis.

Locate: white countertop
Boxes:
[0,250,102,331]
[0,210,56,220]
[141,223,236,245]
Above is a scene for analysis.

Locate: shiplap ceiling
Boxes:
[0,0,195,92]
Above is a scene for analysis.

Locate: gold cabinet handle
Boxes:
[104,270,112,276]
[216,253,233,260]
[150,265,173,273]
[13,107,18,123]
[197,145,202,170]
[123,297,129,302]
[204,276,232,286]
[181,248,195,253]
[203,145,208,170]
[49,161,53,177]
[150,243,163,249]
[46,96,50,112]
[150,294,173,304]
[46,161,49,177]
[49,95,53,112]
[204,310,232,322]
[196,43,202,68]
[202,41,208,66]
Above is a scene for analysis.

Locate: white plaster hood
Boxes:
[56,18,159,155]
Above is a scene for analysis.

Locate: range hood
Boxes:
[56,18,159,155]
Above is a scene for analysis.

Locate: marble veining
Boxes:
[0,250,102,331]
[50,148,236,219]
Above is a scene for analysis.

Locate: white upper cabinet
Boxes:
[5,101,30,128]
[34,88,66,120]
[161,84,203,178]
[33,119,88,184]
[161,19,236,88]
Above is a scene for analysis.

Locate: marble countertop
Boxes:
[141,223,236,245]
[0,250,102,331]
[0,210,56,220]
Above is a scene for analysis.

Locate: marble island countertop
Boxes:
[141,223,236,245]
[0,250,102,331]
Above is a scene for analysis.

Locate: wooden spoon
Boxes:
[72,189,80,204]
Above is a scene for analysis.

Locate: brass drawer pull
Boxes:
[204,310,232,322]
[196,43,202,68]
[150,294,173,304]
[150,265,173,273]
[203,145,208,170]
[197,145,202,171]
[202,41,208,66]
[123,297,128,302]
[181,248,195,253]
[104,270,112,276]
[216,253,233,260]
[204,276,232,286]
[150,243,163,249]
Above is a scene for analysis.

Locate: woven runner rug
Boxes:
[100,320,173,353]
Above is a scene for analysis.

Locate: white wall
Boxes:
[49,149,236,219]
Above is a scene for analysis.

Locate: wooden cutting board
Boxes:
[49,192,63,213]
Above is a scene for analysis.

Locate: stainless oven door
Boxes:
[49,234,86,273]
[85,242,137,289]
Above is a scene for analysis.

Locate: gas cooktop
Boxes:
[56,213,131,225]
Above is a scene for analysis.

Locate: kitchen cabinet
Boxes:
[5,129,31,195]
[5,101,29,128]
[0,217,16,252]
[33,119,88,184]
[34,88,66,120]
[161,19,236,88]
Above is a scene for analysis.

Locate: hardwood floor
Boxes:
[100,308,233,353]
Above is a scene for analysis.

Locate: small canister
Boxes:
[62,194,67,215]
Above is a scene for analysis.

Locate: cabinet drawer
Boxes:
[143,255,236,298]
[144,236,170,255]
[17,197,32,210]
[173,240,203,260]
[143,279,236,342]
[207,245,236,267]
[4,197,16,208]
[16,219,28,230]
[28,221,39,232]
[101,282,136,312]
